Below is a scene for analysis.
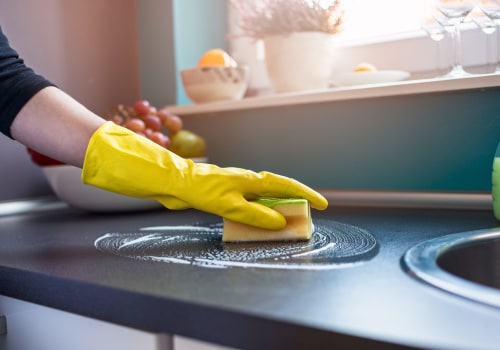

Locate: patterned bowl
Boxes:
[180,66,249,104]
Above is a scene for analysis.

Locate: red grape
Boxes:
[156,109,170,124]
[144,128,154,138]
[143,114,162,132]
[134,100,150,116]
[164,114,183,134]
[149,131,170,148]
[148,106,157,115]
[124,118,146,133]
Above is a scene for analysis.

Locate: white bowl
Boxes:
[180,66,249,104]
[42,158,208,212]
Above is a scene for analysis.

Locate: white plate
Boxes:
[331,70,410,87]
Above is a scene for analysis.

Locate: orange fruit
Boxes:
[197,49,237,67]
[353,62,377,73]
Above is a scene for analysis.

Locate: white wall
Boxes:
[137,0,177,107]
[0,0,141,200]
[0,0,141,113]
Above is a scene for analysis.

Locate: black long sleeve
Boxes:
[0,25,54,139]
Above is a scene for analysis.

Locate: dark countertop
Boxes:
[1,199,500,349]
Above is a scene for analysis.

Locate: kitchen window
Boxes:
[331,0,426,41]
[227,0,493,93]
[167,0,497,114]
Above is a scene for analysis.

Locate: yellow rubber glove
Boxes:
[82,122,328,229]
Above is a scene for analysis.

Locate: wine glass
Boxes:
[421,18,451,76]
[430,0,477,77]
[478,0,500,72]
[423,2,456,76]
[471,11,497,72]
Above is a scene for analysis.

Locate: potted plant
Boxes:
[228,0,344,93]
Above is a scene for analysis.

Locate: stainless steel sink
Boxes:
[402,227,500,308]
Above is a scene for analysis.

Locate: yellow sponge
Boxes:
[222,198,313,242]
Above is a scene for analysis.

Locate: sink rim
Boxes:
[402,227,500,309]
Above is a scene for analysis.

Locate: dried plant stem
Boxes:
[229,0,344,39]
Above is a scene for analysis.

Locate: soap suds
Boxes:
[94,220,378,270]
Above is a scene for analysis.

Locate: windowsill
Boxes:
[166,73,500,116]
[170,21,498,115]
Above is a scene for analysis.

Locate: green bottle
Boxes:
[493,142,500,221]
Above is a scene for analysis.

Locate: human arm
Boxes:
[11,86,104,168]
[0,25,104,167]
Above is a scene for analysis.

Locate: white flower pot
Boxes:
[263,31,334,93]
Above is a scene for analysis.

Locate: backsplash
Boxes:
[0,138,53,200]
[180,86,500,193]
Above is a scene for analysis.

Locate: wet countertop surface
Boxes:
[1,199,500,349]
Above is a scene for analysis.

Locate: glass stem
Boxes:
[497,24,500,72]
[486,29,492,71]
[452,22,463,72]
[436,40,441,74]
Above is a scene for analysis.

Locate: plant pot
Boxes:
[263,31,334,93]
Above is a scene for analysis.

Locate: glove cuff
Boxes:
[82,121,188,199]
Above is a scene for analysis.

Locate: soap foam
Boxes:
[94,220,378,270]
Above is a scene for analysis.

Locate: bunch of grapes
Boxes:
[107,100,183,149]
[28,100,204,167]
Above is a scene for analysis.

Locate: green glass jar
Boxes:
[493,142,500,220]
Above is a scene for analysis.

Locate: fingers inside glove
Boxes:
[256,172,328,210]
[226,200,288,230]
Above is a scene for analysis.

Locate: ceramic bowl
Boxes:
[42,157,207,212]
[180,66,249,104]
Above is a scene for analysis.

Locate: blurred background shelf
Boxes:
[166,73,500,116]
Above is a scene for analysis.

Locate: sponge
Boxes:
[222,198,313,242]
